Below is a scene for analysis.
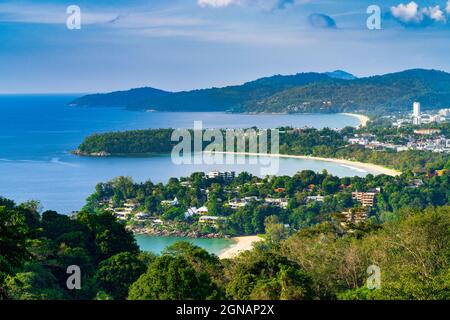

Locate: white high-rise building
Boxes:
[413,102,421,117]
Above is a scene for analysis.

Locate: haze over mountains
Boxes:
[71,69,450,115]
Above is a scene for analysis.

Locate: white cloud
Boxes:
[198,0,237,8]
[446,1,450,14]
[391,2,422,23]
[390,1,447,25]
[197,0,309,10]
[423,5,446,22]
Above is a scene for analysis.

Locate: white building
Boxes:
[438,108,450,117]
[412,116,422,126]
[228,198,249,209]
[430,115,442,123]
[196,206,209,215]
[134,212,151,221]
[184,207,198,219]
[264,198,289,209]
[199,216,227,226]
[206,171,236,180]
[305,195,325,203]
[413,102,421,117]
[161,197,178,206]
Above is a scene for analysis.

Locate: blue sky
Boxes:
[1,0,450,93]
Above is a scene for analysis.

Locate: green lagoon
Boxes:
[134,234,234,256]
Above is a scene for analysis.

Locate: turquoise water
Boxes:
[0,95,369,213]
[135,235,234,256]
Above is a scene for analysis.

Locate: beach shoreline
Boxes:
[340,113,370,128]
[218,235,263,259]
[206,151,401,177]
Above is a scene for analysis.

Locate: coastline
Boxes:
[340,113,370,128]
[207,151,401,177]
[218,235,263,259]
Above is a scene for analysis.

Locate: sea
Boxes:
[0,94,368,254]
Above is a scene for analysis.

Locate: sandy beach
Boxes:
[207,151,401,177]
[340,113,370,128]
[219,235,263,259]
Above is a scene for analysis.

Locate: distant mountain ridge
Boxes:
[70,69,450,115]
[325,70,357,80]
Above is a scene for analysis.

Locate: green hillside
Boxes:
[70,69,450,115]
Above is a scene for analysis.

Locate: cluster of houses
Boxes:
[100,199,165,225]
[227,196,289,210]
[101,169,429,232]
[347,134,408,152]
[407,132,450,153]
[348,103,450,153]
[104,183,383,227]
[102,193,227,227]
[100,199,137,221]
[347,130,450,154]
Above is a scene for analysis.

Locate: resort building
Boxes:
[124,202,137,209]
[305,195,325,203]
[227,197,261,209]
[196,206,209,215]
[198,216,227,227]
[339,208,369,228]
[264,198,289,209]
[112,200,139,220]
[184,207,198,219]
[161,197,179,206]
[228,198,249,210]
[134,212,151,221]
[115,210,132,221]
[206,171,236,180]
[352,189,380,207]
[151,218,163,225]
[180,181,191,187]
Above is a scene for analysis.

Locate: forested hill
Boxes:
[70,69,450,115]
[71,72,333,112]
